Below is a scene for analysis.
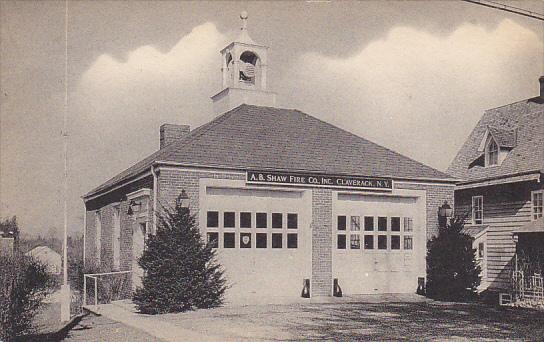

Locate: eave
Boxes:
[455,170,542,190]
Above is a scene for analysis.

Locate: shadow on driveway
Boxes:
[287,301,544,341]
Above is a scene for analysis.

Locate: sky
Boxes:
[1,1,543,238]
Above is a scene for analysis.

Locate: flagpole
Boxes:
[60,0,71,322]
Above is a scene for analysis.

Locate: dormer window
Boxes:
[475,126,517,169]
[485,138,498,166]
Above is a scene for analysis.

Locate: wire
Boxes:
[462,0,544,21]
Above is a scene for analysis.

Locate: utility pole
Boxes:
[60,0,71,322]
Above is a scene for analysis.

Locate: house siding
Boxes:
[455,180,543,291]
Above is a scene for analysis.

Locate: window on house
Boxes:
[112,206,121,270]
[272,213,283,228]
[207,232,219,248]
[240,212,252,228]
[403,217,413,232]
[223,232,235,248]
[256,233,267,248]
[287,234,298,248]
[207,211,219,228]
[272,233,282,248]
[95,212,101,263]
[240,233,251,248]
[378,235,387,250]
[472,196,483,224]
[337,216,347,249]
[486,138,498,166]
[350,216,361,231]
[337,234,346,249]
[532,191,543,221]
[364,235,374,249]
[350,234,361,249]
[391,235,401,250]
[403,236,413,250]
[364,216,374,231]
[337,216,346,230]
[391,217,401,232]
[378,217,387,231]
[287,214,298,229]
[224,212,235,228]
[478,242,485,258]
[256,213,267,228]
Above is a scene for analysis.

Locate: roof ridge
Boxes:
[485,97,543,113]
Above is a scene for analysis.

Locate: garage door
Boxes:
[332,190,426,294]
[200,181,312,302]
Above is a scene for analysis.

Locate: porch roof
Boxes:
[513,218,544,235]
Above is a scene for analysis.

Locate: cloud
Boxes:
[72,22,226,185]
[64,22,227,234]
[281,19,543,170]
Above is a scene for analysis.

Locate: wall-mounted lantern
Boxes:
[438,201,453,228]
[438,201,453,218]
[179,189,189,209]
[127,199,142,215]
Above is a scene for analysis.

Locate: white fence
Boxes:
[83,270,132,307]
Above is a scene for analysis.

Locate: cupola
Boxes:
[211,11,277,114]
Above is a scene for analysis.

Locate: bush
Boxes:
[426,216,481,301]
[0,253,55,342]
[133,194,227,314]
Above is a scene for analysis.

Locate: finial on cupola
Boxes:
[240,10,248,31]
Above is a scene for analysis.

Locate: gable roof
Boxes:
[486,126,517,149]
[85,104,454,199]
[447,97,544,183]
[25,246,61,258]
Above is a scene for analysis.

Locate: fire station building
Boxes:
[83,13,456,301]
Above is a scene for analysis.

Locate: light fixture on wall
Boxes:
[438,201,453,218]
[179,190,189,209]
[438,201,453,228]
[127,199,142,215]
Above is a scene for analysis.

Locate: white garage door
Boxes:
[332,190,426,294]
[200,179,312,302]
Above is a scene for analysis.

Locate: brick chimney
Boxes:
[160,124,190,149]
[540,76,544,99]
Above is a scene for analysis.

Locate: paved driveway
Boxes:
[93,295,544,341]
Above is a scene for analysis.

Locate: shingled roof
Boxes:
[447,97,544,183]
[487,126,517,148]
[85,104,454,198]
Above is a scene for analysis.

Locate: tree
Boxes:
[426,216,481,301]
[0,253,55,341]
[133,194,227,314]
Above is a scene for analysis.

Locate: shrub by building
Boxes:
[133,194,226,314]
[426,217,481,301]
